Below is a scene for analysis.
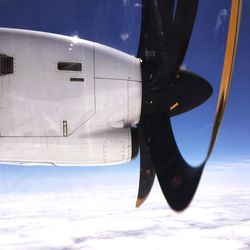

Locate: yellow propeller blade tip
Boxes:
[136,198,146,208]
[170,102,179,111]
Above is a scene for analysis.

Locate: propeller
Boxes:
[135,0,242,211]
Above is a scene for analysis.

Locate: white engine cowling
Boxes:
[0,28,142,166]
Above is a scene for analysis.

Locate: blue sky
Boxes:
[0,0,250,193]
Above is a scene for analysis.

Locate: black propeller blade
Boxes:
[169,70,213,117]
[136,0,174,207]
[136,0,201,209]
[140,112,205,211]
[136,0,242,211]
[136,68,213,208]
[136,125,156,208]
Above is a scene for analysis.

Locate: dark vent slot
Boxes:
[58,62,82,71]
[70,78,84,82]
[0,54,14,75]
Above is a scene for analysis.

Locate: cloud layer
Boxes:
[1,168,250,250]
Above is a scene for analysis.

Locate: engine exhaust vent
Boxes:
[0,54,14,76]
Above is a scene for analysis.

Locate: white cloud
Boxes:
[1,164,250,249]
[209,161,250,170]
[121,32,130,41]
[214,9,228,33]
[1,177,250,250]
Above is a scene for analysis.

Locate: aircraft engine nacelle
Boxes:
[0,28,142,166]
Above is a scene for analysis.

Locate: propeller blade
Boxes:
[141,69,213,116]
[136,0,174,207]
[136,0,203,210]
[141,112,204,211]
[146,0,199,211]
[135,0,241,211]
[145,0,242,211]
[169,70,213,117]
[137,0,174,60]
[135,69,212,208]
[150,0,199,89]
[136,125,156,208]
